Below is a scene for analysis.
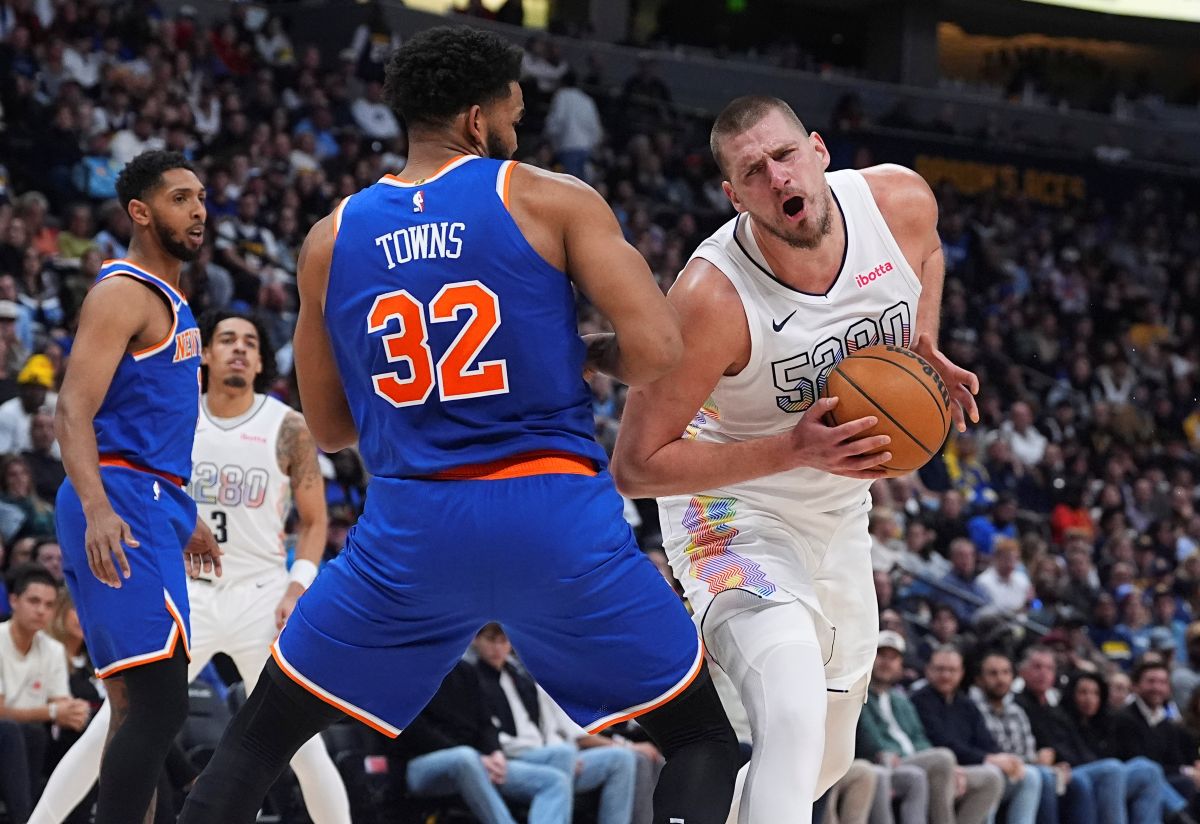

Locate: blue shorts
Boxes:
[273,470,702,737]
[56,466,197,678]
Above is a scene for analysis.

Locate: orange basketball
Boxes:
[824,345,952,477]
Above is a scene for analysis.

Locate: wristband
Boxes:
[288,559,318,589]
[48,702,57,722]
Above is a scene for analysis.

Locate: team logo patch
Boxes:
[681,495,775,597]
[413,190,425,213]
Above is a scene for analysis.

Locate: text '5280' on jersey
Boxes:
[327,155,607,478]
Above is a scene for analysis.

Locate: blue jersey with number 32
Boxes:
[326,155,606,478]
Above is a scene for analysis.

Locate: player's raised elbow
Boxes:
[309,421,358,454]
[609,454,646,499]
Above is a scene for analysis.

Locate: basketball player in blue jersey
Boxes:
[55,150,222,824]
[180,26,741,824]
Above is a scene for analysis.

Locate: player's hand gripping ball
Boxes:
[824,345,953,478]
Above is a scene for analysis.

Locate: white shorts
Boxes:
[659,493,878,691]
[186,570,289,689]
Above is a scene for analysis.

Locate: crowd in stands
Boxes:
[0,0,1198,822]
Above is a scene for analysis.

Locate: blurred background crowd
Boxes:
[0,0,1198,822]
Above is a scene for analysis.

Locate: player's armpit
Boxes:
[294,215,358,452]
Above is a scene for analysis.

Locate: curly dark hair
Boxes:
[383,26,523,129]
[198,309,278,394]
[114,150,196,211]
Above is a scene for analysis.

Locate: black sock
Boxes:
[95,643,189,824]
[637,661,744,824]
[178,658,344,824]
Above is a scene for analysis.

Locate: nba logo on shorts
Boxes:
[413,190,425,213]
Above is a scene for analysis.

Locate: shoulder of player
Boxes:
[275,408,315,460]
[509,163,606,214]
[859,164,938,230]
[670,257,748,341]
[81,274,160,328]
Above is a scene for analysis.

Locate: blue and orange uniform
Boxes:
[272,155,702,736]
[56,259,202,678]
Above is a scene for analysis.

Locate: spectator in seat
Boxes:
[21,408,63,503]
[0,564,89,821]
[393,658,571,824]
[0,355,57,458]
[1062,670,1196,824]
[472,623,639,824]
[1015,646,1162,824]
[975,537,1033,615]
[858,631,1004,824]
[912,646,1041,824]
[1111,659,1200,809]
[967,494,1019,557]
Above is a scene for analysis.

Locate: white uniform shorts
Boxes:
[187,570,289,688]
[659,493,878,692]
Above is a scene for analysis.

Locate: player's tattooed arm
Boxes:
[275,410,327,628]
[277,411,321,491]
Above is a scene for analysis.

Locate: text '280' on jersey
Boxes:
[326,155,606,478]
[92,260,202,481]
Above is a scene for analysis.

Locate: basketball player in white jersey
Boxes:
[29,311,351,824]
[611,96,980,824]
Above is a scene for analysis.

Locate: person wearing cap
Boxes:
[0,354,57,457]
[859,632,1004,824]
[1171,622,1200,707]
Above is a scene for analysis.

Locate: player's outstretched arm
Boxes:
[274,410,326,628]
[612,259,891,498]
[57,278,159,587]
[516,167,682,386]
[293,214,358,452]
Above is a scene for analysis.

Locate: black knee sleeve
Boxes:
[178,657,343,823]
[637,661,744,824]
[95,642,190,824]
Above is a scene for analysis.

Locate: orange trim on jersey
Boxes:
[103,259,187,303]
[423,450,597,481]
[130,317,177,359]
[99,455,185,488]
[95,596,191,679]
[384,154,468,185]
[584,639,705,734]
[501,161,517,209]
[332,194,353,239]
[270,644,401,737]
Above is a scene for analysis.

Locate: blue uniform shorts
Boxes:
[273,470,702,737]
[57,465,197,677]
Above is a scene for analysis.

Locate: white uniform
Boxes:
[28,394,352,824]
[659,168,921,692]
[186,393,294,694]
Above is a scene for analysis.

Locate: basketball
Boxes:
[825,345,952,476]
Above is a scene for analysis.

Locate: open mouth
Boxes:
[783,195,805,219]
[187,226,205,241]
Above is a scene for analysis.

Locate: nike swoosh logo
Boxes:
[255,582,268,588]
[772,310,797,332]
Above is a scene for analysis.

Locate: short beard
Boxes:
[486,130,513,161]
[223,375,249,389]
[759,191,834,250]
[153,216,201,263]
